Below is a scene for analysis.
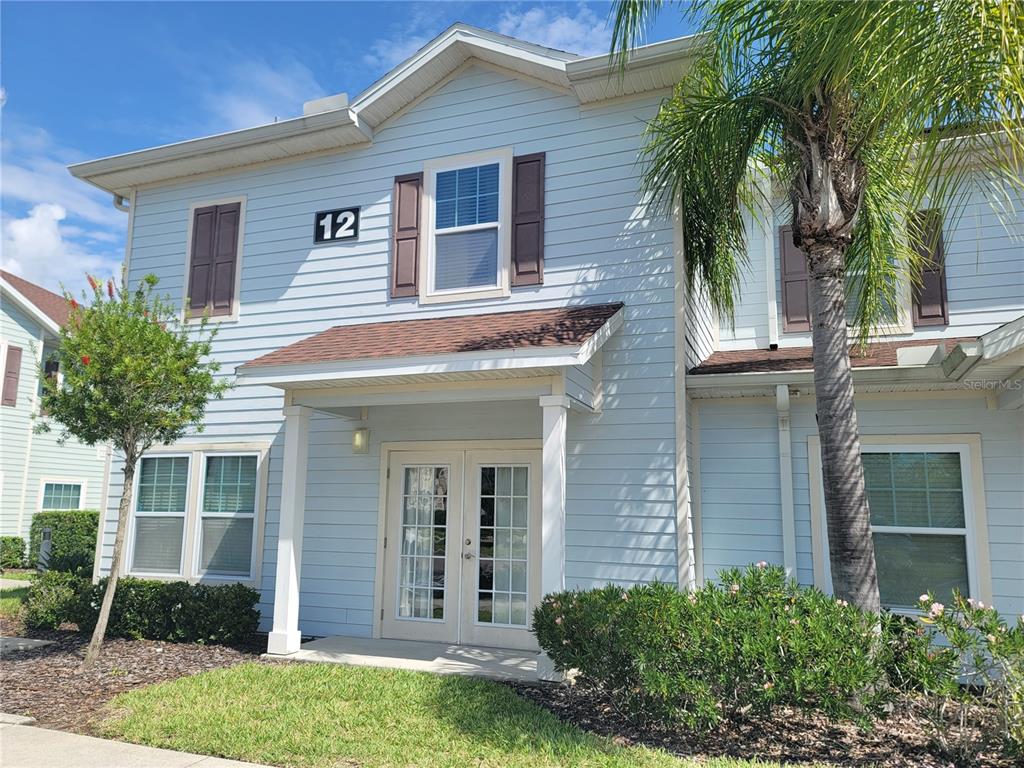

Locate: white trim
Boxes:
[419,148,513,304]
[807,433,993,609]
[37,478,88,511]
[690,403,704,586]
[775,385,797,575]
[672,203,695,589]
[122,188,137,280]
[182,196,247,324]
[0,280,62,338]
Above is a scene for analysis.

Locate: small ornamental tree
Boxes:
[37,273,230,670]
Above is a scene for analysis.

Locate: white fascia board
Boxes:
[577,307,624,364]
[566,34,703,79]
[978,314,1024,362]
[237,344,587,387]
[67,108,371,195]
[0,281,61,337]
[686,364,952,391]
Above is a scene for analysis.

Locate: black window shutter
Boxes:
[2,345,22,407]
[188,205,217,312]
[911,209,949,327]
[511,152,545,286]
[779,226,811,332]
[391,173,422,298]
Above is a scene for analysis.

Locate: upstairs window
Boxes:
[421,149,512,303]
[186,199,244,319]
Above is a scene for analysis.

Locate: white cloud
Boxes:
[198,57,327,133]
[362,33,433,71]
[2,204,121,292]
[496,4,612,56]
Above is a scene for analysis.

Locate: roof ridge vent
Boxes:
[303,93,349,116]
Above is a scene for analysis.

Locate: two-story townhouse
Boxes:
[1,271,111,551]
[69,25,1022,673]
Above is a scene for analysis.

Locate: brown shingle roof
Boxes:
[243,303,625,369]
[689,337,974,375]
[0,270,70,327]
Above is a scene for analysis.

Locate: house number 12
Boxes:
[313,207,360,243]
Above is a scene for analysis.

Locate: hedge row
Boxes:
[29,509,99,574]
[0,536,24,569]
[24,571,260,646]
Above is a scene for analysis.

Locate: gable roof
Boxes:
[68,24,701,195]
[1,270,69,332]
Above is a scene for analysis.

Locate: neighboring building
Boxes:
[0,270,111,548]
[69,25,1022,661]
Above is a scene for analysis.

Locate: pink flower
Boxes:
[554,616,563,626]
[919,594,930,604]
[837,599,849,607]
[756,561,768,569]
[763,682,774,690]
[929,602,945,618]
[730,583,740,595]
[81,355,90,366]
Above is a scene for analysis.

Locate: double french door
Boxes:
[380,449,541,650]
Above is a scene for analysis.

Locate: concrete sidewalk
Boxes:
[0,720,270,768]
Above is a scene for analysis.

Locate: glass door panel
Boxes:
[398,466,448,620]
[476,465,530,627]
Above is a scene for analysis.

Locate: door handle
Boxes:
[463,552,476,560]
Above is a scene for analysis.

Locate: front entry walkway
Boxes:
[266,636,539,681]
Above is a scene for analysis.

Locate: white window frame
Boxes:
[182,195,247,324]
[126,453,191,579]
[38,478,86,511]
[808,433,993,611]
[124,442,269,585]
[419,148,513,304]
[193,452,261,582]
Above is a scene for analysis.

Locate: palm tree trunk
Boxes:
[81,457,135,671]
[806,244,881,612]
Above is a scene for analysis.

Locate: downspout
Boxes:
[776,384,797,575]
[112,194,130,212]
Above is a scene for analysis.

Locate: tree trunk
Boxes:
[81,457,135,671]
[806,244,881,612]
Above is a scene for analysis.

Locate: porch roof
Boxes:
[237,303,624,390]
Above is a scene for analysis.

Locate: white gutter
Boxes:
[775,384,797,575]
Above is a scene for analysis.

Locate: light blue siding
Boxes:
[99,65,681,637]
[1,300,107,542]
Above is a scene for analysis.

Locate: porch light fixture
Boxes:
[352,427,370,455]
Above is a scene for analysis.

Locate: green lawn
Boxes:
[0,585,28,617]
[102,662,787,768]
[1,571,36,582]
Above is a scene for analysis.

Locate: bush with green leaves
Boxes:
[0,536,25,569]
[23,570,89,630]
[534,564,937,731]
[75,578,260,646]
[29,510,99,574]
[910,592,1024,763]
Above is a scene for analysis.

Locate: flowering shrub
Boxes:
[534,564,924,730]
[912,592,1024,762]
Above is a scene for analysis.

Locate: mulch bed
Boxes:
[506,680,1015,768]
[0,616,263,734]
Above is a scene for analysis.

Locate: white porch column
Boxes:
[267,405,312,655]
[538,395,568,680]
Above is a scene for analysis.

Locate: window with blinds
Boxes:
[433,163,500,292]
[131,455,189,574]
[198,455,257,578]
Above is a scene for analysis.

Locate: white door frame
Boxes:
[373,440,541,644]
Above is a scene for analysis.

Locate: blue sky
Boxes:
[1,1,695,292]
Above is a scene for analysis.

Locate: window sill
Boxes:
[419,286,510,305]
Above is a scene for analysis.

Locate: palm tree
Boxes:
[612,0,1023,609]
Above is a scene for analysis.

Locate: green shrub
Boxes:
[76,578,260,646]
[912,592,1024,762]
[29,510,99,575]
[534,564,932,731]
[23,570,89,630]
[0,536,25,569]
